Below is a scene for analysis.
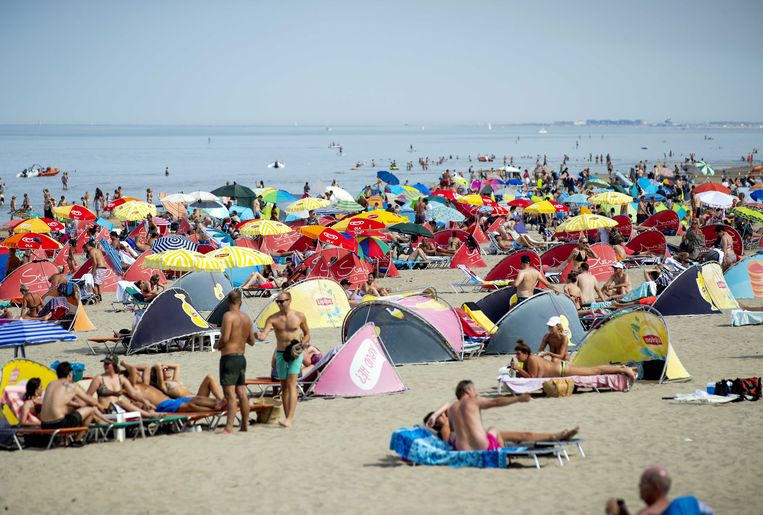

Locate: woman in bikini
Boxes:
[18,378,43,426]
[86,355,158,418]
[151,363,224,402]
[566,237,598,273]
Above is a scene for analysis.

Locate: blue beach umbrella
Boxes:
[412,183,430,195]
[751,190,763,201]
[99,240,122,271]
[507,178,523,186]
[377,170,400,185]
[637,178,658,194]
[429,204,467,223]
[641,192,666,202]
[151,235,198,253]
[0,320,76,358]
[563,193,591,205]
[228,205,254,221]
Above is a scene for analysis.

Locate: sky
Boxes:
[1,0,761,125]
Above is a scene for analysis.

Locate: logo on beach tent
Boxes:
[350,338,386,390]
[642,334,663,346]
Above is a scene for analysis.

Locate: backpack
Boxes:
[731,377,761,401]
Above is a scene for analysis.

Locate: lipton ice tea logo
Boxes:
[315,297,333,306]
[174,293,209,328]
[9,366,20,384]
[350,338,385,390]
[642,334,663,346]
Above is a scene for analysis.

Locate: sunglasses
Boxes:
[275,299,289,304]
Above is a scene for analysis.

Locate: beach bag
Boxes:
[731,377,761,401]
[283,340,303,362]
[542,378,574,397]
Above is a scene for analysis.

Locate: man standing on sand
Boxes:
[510,254,557,303]
[255,291,310,428]
[447,379,578,451]
[214,290,255,433]
[84,240,108,302]
[413,197,426,225]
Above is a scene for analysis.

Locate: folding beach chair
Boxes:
[451,264,511,293]
[245,347,339,399]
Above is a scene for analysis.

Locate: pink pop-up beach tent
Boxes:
[311,323,407,398]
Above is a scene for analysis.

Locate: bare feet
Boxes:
[239,423,248,432]
[278,418,292,428]
[222,427,234,434]
[557,426,580,441]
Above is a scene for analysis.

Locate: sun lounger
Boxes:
[451,264,511,293]
[245,347,338,398]
[88,411,147,442]
[392,259,429,270]
[112,281,151,312]
[86,336,127,355]
[496,372,631,394]
[12,427,90,450]
[242,285,280,298]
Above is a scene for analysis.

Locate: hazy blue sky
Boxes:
[1,1,760,124]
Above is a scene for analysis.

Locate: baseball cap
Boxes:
[546,316,561,326]
[612,262,625,269]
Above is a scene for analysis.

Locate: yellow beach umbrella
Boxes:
[113,201,157,221]
[452,176,468,186]
[526,200,559,214]
[332,210,407,231]
[238,220,293,236]
[12,218,56,233]
[189,255,227,272]
[208,247,274,268]
[589,192,633,206]
[285,197,331,213]
[143,250,205,272]
[457,194,487,206]
[557,214,617,233]
[51,204,96,221]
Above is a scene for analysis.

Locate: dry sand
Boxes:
[1,254,762,514]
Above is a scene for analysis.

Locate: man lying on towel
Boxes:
[441,379,579,451]
[512,341,636,382]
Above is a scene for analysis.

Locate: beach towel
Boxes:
[0,383,40,425]
[730,310,763,327]
[497,374,629,394]
[389,426,513,468]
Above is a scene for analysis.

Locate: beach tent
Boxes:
[51,245,69,269]
[651,264,720,316]
[310,323,407,397]
[486,291,585,355]
[123,251,168,284]
[701,224,744,259]
[206,289,254,326]
[431,229,470,247]
[0,261,59,299]
[450,242,486,269]
[173,271,232,311]
[540,243,576,271]
[0,247,9,282]
[625,231,667,256]
[612,215,632,240]
[571,307,690,383]
[700,262,739,310]
[126,287,210,355]
[642,210,680,235]
[342,292,462,364]
[468,286,540,327]
[0,359,57,424]
[484,250,542,282]
[256,278,350,329]
[724,252,763,299]
[329,253,371,287]
[559,243,618,283]
[72,257,121,293]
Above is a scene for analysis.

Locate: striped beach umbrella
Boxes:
[237,220,293,237]
[731,206,763,223]
[332,200,365,212]
[2,232,62,250]
[208,247,274,268]
[113,201,157,221]
[260,189,296,204]
[143,250,206,272]
[0,320,76,357]
[557,214,617,233]
[589,192,633,206]
[357,235,390,260]
[286,197,331,213]
[190,255,227,272]
[695,161,715,176]
[151,235,198,253]
[12,217,65,233]
[52,204,96,221]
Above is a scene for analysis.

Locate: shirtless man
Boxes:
[256,291,310,428]
[362,272,390,297]
[537,316,569,362]
[19,283,44,318]
[512,341,636,381]
[214,289,255,433]
[40,361,110,440]
[602,262,631,297]
[563,272,583,309]
[576,262,607,306]
[84,240,108,302]
[446,380,578,451]
[46,267,68,297]
[510,254,556,303]
[413,197,426,225]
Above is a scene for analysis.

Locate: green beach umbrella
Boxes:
[428,204,466,223]
[211,183,257,205]
[333,200,365,213]
[731,206,763,223]
[388,222,434,239]
[695,161,715,176]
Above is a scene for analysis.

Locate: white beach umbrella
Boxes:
[162,193,196,203]
[325,186,354,203]
[696,190,734,209]
[187,191,220,202]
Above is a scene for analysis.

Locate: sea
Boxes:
[0,124,760,217]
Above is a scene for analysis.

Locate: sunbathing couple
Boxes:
[425,380,579,451]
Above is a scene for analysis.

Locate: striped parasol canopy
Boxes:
[12,217,65,233]
[286,197,331,213]
[0,320,76,357]
[113,201,157,221]
[730,206,763,223]
[151,235,198,253]
[143,249,207,272]
[52,204,96,221]
[208,247,274,268]
[556,214,617,233]
[695,161,715,176]
[588,192,633,206]
[357,235,390,260]
[259,189,296,204]
[190,255,228,272]
[332,200,365,212]
[237,220,293,236]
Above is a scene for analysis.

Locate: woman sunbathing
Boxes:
[151,363,224,401]
[86,356,158,418]
[18,378,43,426]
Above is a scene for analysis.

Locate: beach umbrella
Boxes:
[12,217,65,233]
[237,219,293,236]
[143,250,213,272]
[187,191,220,202]
[451,176,468,187]
[343,217,386,235]
[412,183,430,195]
[589,192,633,205]
[2,232,62,250]
[357,235,391,260]
[208,247,273,268]
[585,179,610,189]
[325,186,355,202]
[506,178,523,186]
[104,197,139,212]
[696,190,734,209]
[641,193,666,202]
[113,201,157,221]
[0,320,76,357]
[286,197,331,213]
[298,225,357,251]
[508,198,533,208]
[376,170,399,185]
[388,222,434,239]
[161,193,196,203]
[228,205,254,221]
[96,217,115,230]
[556,214,617,233]
[190,255,228,272]
[151,235,198,253]
[332,210,407,232]
[429,204,467,223]
[730,206,763,223]
[751,190,763,202]
[260,189,296,204]
[695,161,715,176]
[457,194,488,206]
[211,183,257,205]
[191,201,229,219]
[332,200,365,212]
[694,183,731,195]
[562,194,591,205]
[526,200,567,214]
[52,204,96,221]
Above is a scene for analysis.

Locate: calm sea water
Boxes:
[0,124,760,216]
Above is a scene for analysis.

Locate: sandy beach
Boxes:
[0,253,761,515]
